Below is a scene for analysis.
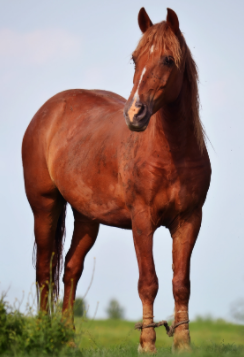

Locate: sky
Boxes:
[0,0,244,322]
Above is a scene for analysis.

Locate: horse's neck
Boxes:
[151,96,196,156]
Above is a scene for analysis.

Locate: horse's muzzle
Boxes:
[124,99,151,132]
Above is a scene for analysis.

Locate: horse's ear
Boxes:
[138,8,153,33]
[166,8,180,35]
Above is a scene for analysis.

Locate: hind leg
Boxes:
[22,132,66,310]
[63,210,99,321]
[33,193,64,311]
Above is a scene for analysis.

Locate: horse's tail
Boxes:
[53,201,67,299]
[32,201,67,302]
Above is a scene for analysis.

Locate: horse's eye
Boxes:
[163,56,174,67]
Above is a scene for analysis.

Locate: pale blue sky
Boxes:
[0,0,244,321]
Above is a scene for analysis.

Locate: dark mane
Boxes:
[184,44,206,152]
[133,22,206,152]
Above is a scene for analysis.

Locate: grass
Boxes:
[78,345,244,357]
[75,317,244,356]
[0,293,244,356]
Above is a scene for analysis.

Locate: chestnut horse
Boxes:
[22,7,211,352]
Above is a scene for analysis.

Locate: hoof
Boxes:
[138,343,157,354]
[172,330,191,353]
[172,343,191,354]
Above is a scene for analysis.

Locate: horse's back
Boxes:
[40,89,126,174]
[22,89,130,225]
[22,89,126,170]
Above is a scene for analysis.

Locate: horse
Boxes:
[22,7,211,352]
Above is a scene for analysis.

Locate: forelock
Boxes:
[133,21,182,67]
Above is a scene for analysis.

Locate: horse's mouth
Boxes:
[126,120,149,132]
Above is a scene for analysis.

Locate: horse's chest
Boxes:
[156,174,190,214]
[128,157,209,223]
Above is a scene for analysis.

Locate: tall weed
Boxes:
[0,295,79,356]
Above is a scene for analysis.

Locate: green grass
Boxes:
[75,317,244,355]
[78,345,244,357]
[1,293,244,356]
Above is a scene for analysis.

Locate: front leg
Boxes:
[132,210,158,353]
[170,210,202,351]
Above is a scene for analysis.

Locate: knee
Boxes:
[138,275,159,303]
[172,277,190,304]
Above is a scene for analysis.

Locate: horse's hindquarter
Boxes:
[46,89,132,227]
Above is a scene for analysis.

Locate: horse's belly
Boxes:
[66,185,132,228]
[52,158,132,228]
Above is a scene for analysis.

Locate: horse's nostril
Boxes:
[137,105,144,116]
[135,101,143,108]
[134,102,147,120]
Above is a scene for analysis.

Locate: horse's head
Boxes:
[124,8,186,132]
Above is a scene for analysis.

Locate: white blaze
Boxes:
[150,45,154,53]
[134,67,146,100]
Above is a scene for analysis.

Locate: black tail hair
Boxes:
[53,201,67,299]
[32,201,67,301]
